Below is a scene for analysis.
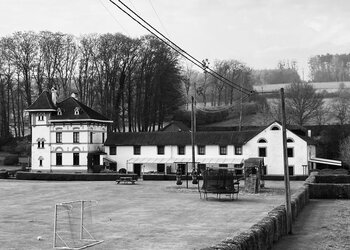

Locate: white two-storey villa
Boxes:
[26,88,112,172]
[104,122,322,176]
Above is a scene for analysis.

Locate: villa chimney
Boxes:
[307,130,312,137]
[71,93,78,100]
[51,87,57,106]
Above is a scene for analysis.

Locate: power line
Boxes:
[148,0,171,38]
[107,0,253,96]
[117,0,253,95]
[98,0,130,36]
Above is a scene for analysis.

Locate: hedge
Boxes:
[16,172,138,181]
[0,170,8,179]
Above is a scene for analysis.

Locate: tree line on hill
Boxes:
[309,53,350,82]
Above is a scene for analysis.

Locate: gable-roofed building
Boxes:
[104,121,318,176]
[26,88,112,172]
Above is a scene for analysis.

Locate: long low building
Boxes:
[104,121,318,176]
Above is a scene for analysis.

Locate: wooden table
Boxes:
[116,176,136,184]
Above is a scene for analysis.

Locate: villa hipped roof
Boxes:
[26,91,56,111]
[105,131,260,146]
[26,90,111,122]
[50,97,111,122]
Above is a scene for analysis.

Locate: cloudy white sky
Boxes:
[1,0,349,79]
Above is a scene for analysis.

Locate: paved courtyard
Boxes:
[0,179,304,250]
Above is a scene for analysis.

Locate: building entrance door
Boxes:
[134,164,142,176]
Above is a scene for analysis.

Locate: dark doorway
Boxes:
[92,154,100,166]
[134,164,142,176]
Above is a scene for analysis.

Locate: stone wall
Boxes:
[202,174,314,250]
[309,173,350,199]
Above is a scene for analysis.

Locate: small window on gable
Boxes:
[287,138,294,143]
[74,107,80,115]
[271,126,280,131]
[258,138,267,143]
[57,108,62,116]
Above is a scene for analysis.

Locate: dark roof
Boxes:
[105,130,260,146]
[50,97,110,122]
[298,135,317,145]
[26,91,56,111]
[161,121,190,132]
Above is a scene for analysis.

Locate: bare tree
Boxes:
[285,82,324,126]
[331,85,350,125]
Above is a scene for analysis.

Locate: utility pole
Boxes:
[191,96,196,173]
[238,72,243,131]
[280,88,292,234]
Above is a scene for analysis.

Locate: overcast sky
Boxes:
[1,0,349,79]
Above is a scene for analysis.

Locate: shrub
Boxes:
[91,165,103,173]
[0,170,9,179]
[16,172,138,181]
[4,155,19,166]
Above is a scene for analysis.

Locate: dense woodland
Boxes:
[309,54,350,82]
[0,31,185,139]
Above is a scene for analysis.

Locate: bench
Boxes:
[200,169,240,200]
[116,176,136,184]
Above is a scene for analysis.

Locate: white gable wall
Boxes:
[244,122,309,175]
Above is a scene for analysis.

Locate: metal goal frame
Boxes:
[53,200,103,250]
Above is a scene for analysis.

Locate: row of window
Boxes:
[55,153,80,166]
[110,145,243,155]
[55,132,105,144]
[258,147,294,157]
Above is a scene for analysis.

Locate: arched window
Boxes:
[258,138,267,143]
[72,147,80,152]
[271,125,280,130]
[74,107,80,115]
[38,156,44,167]
[55,147,63,152]
[37,138,45,148]
[287,138,294,143]
[57,108,62,115]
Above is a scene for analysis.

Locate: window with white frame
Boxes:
[73,132,79,143]
[258,147,267,157]
[56,132,62,143]
[219,145,227,155]
[178,145,185,155]
[157,145,165,155]
[110,146,116,155]
[235,146,242,155]
[133,145,141,155]
[197,145,206,155]
[37,139,45,148]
